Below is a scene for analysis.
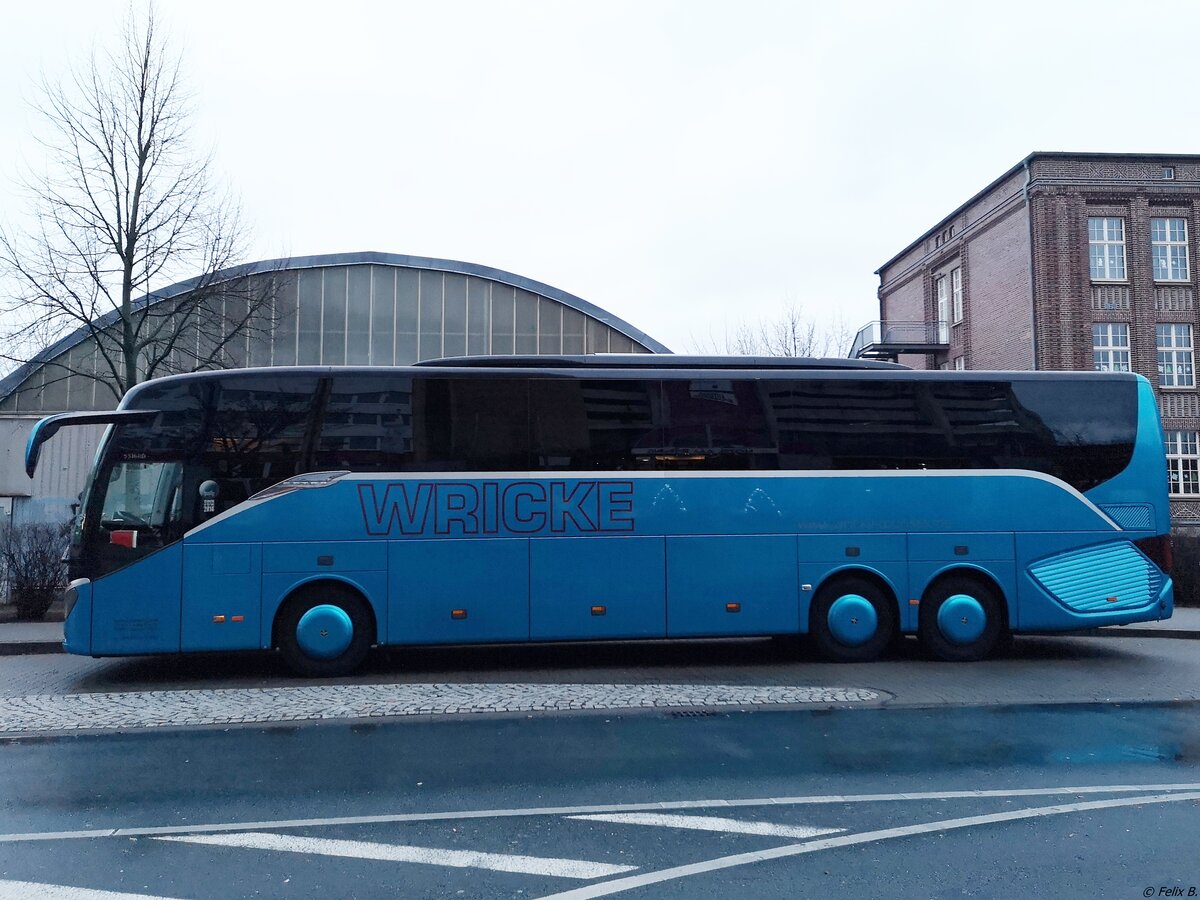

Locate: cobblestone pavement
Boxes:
[0,682,880,735]
[2,633,1198,736]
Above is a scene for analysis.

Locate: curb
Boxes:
[0,641,64,656]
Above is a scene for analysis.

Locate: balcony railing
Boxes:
[850,320,949,359]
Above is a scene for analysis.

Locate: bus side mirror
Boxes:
[199,480,220,516]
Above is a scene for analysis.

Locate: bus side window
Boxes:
[528,379,662,471]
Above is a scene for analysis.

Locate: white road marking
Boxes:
[3,781,1200,844]
[0,882,178,900]
[568,813,843,839]
[155,831,637,880]
[539,790,1200,899]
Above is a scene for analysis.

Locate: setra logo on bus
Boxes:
[357,480,635,536]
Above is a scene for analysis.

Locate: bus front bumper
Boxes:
[62,578,92,655]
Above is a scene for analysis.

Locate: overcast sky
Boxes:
[3,0,1200,356]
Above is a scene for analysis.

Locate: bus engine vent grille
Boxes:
[1098,503,1154,530]
[1029,542,1161,613]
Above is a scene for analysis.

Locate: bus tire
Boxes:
[809,574,898,662]
[276,583,374,677]
[918,574,1006,662]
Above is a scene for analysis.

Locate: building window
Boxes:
[952,356,965,370]
[1151,218,1190,282]
[951,267,963,323]
[1163,166,1176,181]
[1092,323,1131,372]
[1088,217,1126,281]
[1166,430,1200,496]
[1157,323,1195,387]
[934,275,948,342]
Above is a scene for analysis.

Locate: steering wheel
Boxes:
[115,509,151,528]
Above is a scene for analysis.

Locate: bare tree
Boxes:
[690,302,853,358]
[0,6,269,402]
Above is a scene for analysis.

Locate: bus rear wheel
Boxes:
[918,575,1005,662]
[276,584,374,677]
[809,575,897,662]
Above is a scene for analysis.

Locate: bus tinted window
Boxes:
[529,379,660,470]
[316,375,415,472]
[116,379,210,458]
[658,379,778,469]
[207,374,322,507]
[767,377,1136,491]
[118,370,1138,493]
[417,376,531,471]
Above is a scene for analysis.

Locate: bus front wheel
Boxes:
[276,584,374,677]
[809,575,898,662]
[918,575,1006,662]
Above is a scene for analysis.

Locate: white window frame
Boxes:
[1151,217,1190,282]
[1157,323,1195,388]
[1088,217,1127,281]
[952,356,965,370]
[934,275,948,342]
[1092,323,1131,372]
[1165,430,1200,496]
[951,267,963,323]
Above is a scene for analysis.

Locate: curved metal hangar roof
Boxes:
[0,251,669,413]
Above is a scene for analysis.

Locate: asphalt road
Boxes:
[3,700,1199,898]
[3,632,1200,897]
[4,632,1200,708]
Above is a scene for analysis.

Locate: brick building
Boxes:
[852,151,1200,525]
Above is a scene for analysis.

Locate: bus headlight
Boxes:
[63,578,89,619]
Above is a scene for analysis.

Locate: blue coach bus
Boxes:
[26,355,1174,675]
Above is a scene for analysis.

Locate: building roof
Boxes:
[874,151,1200,276]
[0,251,671,403]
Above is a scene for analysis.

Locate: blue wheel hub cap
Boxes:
[937,594,987,645]
[827,594,878,646]
[296,604,353,660]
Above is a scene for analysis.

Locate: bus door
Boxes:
[89,460,185,655]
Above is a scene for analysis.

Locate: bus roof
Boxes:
[116,360,1146,408]
[414,354,909,370]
